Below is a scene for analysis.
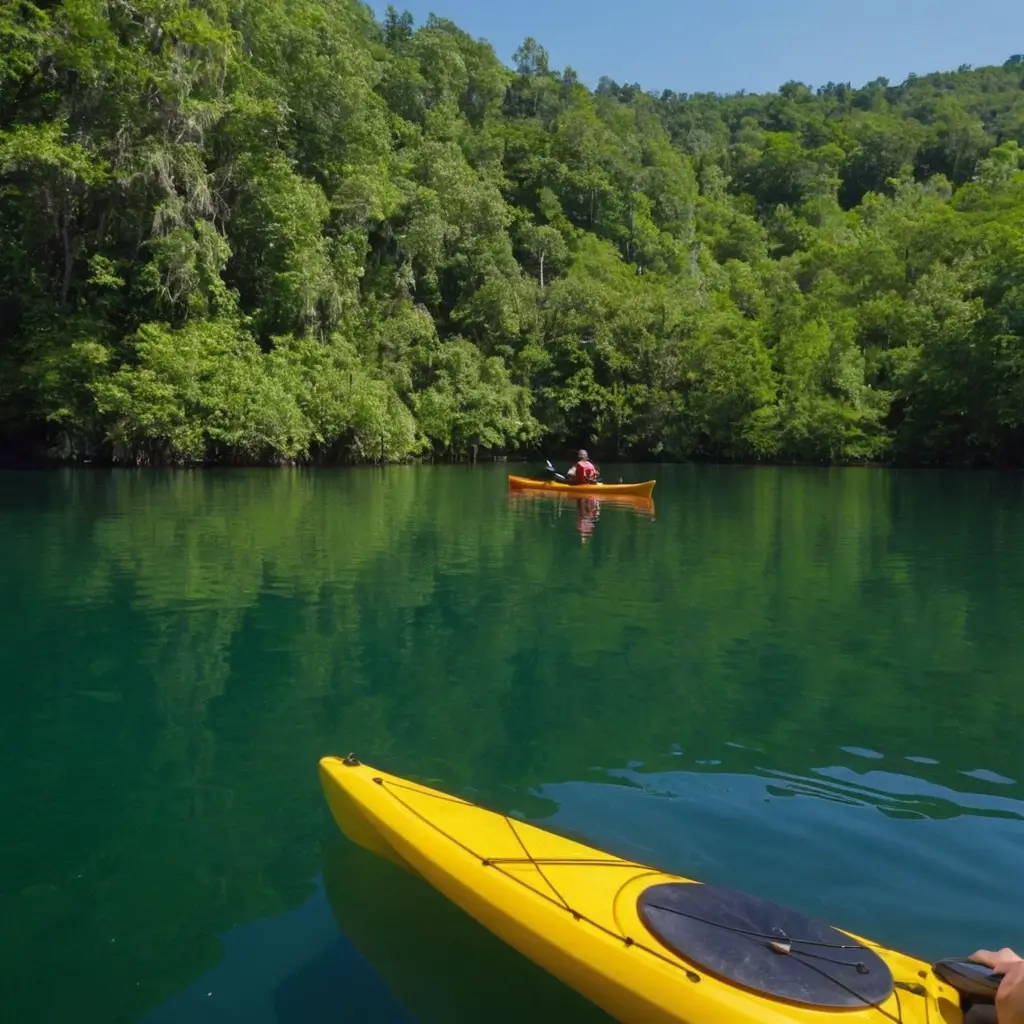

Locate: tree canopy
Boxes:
[2,2,1023,465]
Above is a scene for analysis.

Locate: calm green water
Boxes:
[1,465,1023,1024]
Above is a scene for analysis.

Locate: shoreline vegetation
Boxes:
[1,3,1023,469]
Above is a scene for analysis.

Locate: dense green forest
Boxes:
[2,1,1023,465]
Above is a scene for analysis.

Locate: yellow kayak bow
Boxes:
[319,756,964,1024]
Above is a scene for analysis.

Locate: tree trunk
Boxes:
[627,190,635,262]
[60,215,75,306]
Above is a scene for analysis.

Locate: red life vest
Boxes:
[572,459,598,484]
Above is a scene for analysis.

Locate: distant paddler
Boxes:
[566,449,599,485]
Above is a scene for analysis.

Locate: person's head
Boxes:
[578,449,588,460]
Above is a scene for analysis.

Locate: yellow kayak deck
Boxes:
[319,757,963,1024]
[508,475,656,499]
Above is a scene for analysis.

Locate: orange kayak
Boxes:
[509,490,656,518]
[508,475,656,499]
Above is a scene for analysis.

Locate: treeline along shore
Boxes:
[2,1,1024,466]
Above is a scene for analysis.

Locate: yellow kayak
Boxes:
[508,475,656,499]
[319,756,966,1024]
[321,832,613,1021]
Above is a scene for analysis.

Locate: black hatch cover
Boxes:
[637,882,894,1009]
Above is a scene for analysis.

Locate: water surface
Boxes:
[1,465,1022,1022]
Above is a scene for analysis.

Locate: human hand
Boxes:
[970,949,1024,1024]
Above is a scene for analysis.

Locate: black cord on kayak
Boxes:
[766,938,908,1024]
[767,937,870,975]
[376,779,707,972]
[644,900,868,951]
[374,778,926,1024]
[484,857,650,868]
[501,813,573,915]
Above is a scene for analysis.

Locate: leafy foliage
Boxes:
[2,2,1024,464]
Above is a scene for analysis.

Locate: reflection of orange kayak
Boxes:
[508,475,655,499]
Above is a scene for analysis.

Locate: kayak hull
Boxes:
[508,475,655,499]
[321,836,612,1022]
[508,490,656,519]
[319,757,962,1024]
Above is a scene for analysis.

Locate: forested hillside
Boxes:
[2,1,1023,465]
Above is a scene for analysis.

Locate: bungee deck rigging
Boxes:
[320,756,970,1024]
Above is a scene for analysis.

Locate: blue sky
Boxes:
[368,0,1023,95]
